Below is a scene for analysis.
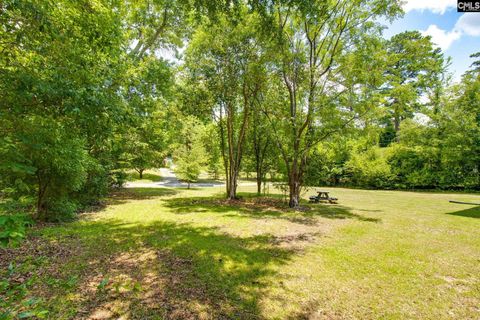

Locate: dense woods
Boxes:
[1,0,479,221]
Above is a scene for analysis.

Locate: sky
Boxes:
[383,0,480,82]
[161,1,479,82]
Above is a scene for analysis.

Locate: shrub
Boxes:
[387,144,440,189]
[0,116,89,221]
[0,215,33,247]
[345,147,395,188]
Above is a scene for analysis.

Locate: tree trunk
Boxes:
[288,171,301,208]
[288,184,300,208]
[139,169,144,179]
[34,173,48,221]
[225,93,249,200]
[218,105,230,196]
[256,168,262,195]
[227,178,237,199]
[226,101,237,200]
[187,181,190,189]
[394,115,401,141]
[35,186,45,220]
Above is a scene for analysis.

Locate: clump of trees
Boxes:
[303,52,480,190]
[0,0,179,220]
[1,0,478,224]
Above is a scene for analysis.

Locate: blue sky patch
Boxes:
[383,2,480,81]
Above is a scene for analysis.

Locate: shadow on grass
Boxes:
[164,193,380,225]
[2,189,378,319]
[447,206,480,219]
[309,205,381,222]
[108,187,177,204]
[84,188,178,214]
[4,218,295,319]
[112,187,178,200]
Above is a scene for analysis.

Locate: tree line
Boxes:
[0,0,478,221]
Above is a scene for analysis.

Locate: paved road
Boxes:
[125,168,249,188]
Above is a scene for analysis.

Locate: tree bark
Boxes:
[34,172,48,221]
[224,83,251,200]
[253,125,270,196]
[256,167,262,195]
[287,157,304,207]
[288,179,301,208]
[227,177,237,199]
[393,114,401,142]
[218,105,230,196]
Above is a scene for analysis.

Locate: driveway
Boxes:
[125,168,226,188]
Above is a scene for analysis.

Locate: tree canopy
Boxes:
[1,0,478,219]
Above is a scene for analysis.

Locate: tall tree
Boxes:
[172,116,207,188]
[243,89,279,195]
[261,0,401,207]
[438,54,480,188]
[383,31,446,138]
[185,10,264,199]
[0,0,127,219]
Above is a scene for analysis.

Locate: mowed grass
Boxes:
[1,186,480,319]
[125,170,163,183]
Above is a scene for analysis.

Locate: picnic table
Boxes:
[309,190,338,204]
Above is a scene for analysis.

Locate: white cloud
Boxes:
[455,14,480,36]
[403,0,456,14]
[422,13,480,51]
[422,25,461,50]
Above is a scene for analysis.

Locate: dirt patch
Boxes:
[73,248,252,320]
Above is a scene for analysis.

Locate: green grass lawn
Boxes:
[1,186,480,319]
[125,170,163,183]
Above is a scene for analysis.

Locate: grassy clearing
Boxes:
[1,186,480,319]
[125,170,163,183]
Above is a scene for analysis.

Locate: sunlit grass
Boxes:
[125,169,163,183]
[2,186,480,319]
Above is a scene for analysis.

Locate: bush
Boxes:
[43,199,78,222]
[110,170,128,188]
[387,144,440,189]
[303,141,351,187]
[72,159,110,209]
[0,116,89,221]
[0,215,33,247]
[345,147,395,188]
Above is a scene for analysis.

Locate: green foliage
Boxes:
[121,126,164,179]
[203,123,223,179]
[383,31,447,138]
[303,140,351,187]
[174,153,204,187]
[346,147,395,188]
[0,0,174,222]
[173,117,207,187]
[0,215,33,247]
[0,0,128,221]
[0,262,49,319]
[97,277,110,292]
[0,0,478,225]
[0,116,90,220]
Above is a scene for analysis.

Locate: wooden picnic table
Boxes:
[309,190,338,204]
